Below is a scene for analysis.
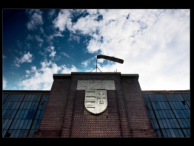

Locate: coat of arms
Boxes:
[85,90,108,114]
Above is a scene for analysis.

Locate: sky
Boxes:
[3,9,190,91]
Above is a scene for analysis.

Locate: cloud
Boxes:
[3,77,7,89]
[81,57,95,67]
[53,9,72,32]
[68,32,80,43]
[61,52,71,58]
[66,9,189,90]
[48,9,56,19]
[35,35,44,47]
[26,9,44,30]
[60,65,78,73]
[14,52,33,67]
[19,60,78,90]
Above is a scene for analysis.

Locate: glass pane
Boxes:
[158,110,164,119]
[28,129,35,137]
[26,102,32,110]
[183,119,190,128]
[182,129,189,137]
[21,120,28,129]
[161,110,168,119]
[22,130,29,137]
[165,119,172,128]
[10,129,17,137]
[15,102,21,109]
[177,119,186,129]
[186,129,190,137]
[39,110,44,119]
[14,119,21,129]
[19,102,25,110]
[35,119,41,130]
[26,110,36,119]
[173,129,181,137]
[185,101,190,108]
[165,129,172,137]
[173,110,180,119]
[26,119,33,129]
[4,119,12,129]
[154,110,160,119]
[31,120,37,129]
[156,130,162,137]
[18,119,25,129]
[151,119,159,129]
[158,102,164,109]
[172,119,180,128]
[158,119,164,129]
[169,129,176,137]
[14,129,21,137]
[29,102,35,110]
[177,129,184,137]
[3,119,9,129]
[35,110,41,119]
[3,94,8,102]
[7,102,14,109]
[18,130,25,137]
[182,94,190,101]
[161,129,168,137]
[161,119,168,129]
[15,110,22,118]
[3,129,8,137]
[23,110,28,119]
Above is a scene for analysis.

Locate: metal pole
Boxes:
[96,58,97,72]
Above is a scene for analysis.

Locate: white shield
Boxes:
[85,90,108,114]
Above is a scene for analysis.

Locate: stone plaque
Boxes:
[77,80,115,90]
[85,90,107,114]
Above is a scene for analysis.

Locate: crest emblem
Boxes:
[85,90,108,114]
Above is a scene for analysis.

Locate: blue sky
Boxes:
[3,9,190,90]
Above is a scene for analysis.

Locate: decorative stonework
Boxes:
[85,90,108,114]
[76,80,115,90]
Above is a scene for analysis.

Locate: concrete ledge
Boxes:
[71,72,121,75]
[142,90,190,94]
[3,90,50,94]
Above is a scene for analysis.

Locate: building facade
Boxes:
[2,72,190,138]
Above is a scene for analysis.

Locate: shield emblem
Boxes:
[85,90,108,114]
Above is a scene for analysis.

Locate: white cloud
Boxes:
[81,57,95,67]
[3,77,7,89]
[14,52,33,67]
[49,51,56,58]
[68,32,80,43]
[53,9,72,32]
[71,9,189,90]
[61,52,71,58]
[47,9,190,90]
[35,35,44,47]
[48,9,56,18]
[60,65,78,73]
[26,9,44,30]
[19,60,78,90]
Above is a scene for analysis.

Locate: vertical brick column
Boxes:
[114,76,131,137]
[61,76,77,137]
[121,75,157,137]
[34,77,71,137]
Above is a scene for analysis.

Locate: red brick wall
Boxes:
[34,78,71,137]
[35,73,156,137]
[121,76,157,137]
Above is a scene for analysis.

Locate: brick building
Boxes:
[2,72,190,138]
